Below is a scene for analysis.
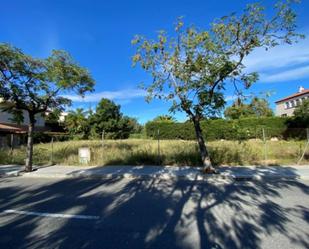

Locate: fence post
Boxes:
[102,130,105,148]
[10,134,14,156]
[50,136,54,165]
[262,128,267,165]
[101,130,105,162]
[157,129,161,165]
[297,128,309,165]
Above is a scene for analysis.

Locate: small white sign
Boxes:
[78,147,91,164]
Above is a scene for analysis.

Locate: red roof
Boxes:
[0,123,47,134]
[0,123,28,134]
[275,89,309,103]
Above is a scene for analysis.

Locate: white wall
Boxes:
[0,110,45,126]
[275,93,309,117]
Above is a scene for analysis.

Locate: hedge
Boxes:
[145,117,291,141]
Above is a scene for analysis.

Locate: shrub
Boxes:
[146,117,289,140]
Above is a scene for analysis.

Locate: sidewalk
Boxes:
[0,165,24,177]
[22,165,204,180]
[15,164,309,181]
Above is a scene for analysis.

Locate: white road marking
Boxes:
[3,209,100,220]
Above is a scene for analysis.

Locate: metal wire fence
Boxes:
[152,127,309,166]
[1,128,308,166]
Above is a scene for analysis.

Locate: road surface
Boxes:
[0,176,309,249]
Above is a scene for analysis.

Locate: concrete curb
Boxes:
[3,164,309,181]
[20,171,309,181]
[0,170,23,177]
[21,171,231,181]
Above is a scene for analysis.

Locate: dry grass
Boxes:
[0,139,308,166]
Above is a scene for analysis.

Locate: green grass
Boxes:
[0,139,308,166]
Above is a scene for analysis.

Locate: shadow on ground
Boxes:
[0,171,309,249]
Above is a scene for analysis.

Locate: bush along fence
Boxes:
[145,117,309,141]
[144,117,309,166]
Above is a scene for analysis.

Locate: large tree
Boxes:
[132,1,303,172]
[0,44,94,171]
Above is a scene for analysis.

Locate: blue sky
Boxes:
[1,0,309,123]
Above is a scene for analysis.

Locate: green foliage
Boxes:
[132,1,302,167]
[88,98,138,139]
[65,108,90,139]
[224,99,254,119]
[0,43,95,169]
[45,109,65,132]
[152,115,176,123]
[146,117,289,141]
[132,1,302,121]
[293,99,309,126]
[45,109,61,124]
[224,97,274,119]
[63,98,142,139]
[0,44,95,118]
[284,99,309,139]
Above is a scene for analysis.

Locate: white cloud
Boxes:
[62,89,146,103]
[240,31,309,84]
[260,65,309,83]
[244,38,309,72]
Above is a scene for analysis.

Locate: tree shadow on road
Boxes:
[0,175,309,249]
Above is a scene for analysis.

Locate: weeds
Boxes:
[0,139,308,166]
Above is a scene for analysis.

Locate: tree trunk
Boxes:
[192,117,215,173]
[25,113,35,172]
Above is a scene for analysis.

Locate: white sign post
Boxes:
[79,147,91,164]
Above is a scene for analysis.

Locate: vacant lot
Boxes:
[0,139,308,166]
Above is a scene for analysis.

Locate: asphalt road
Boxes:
[0,177,309,249]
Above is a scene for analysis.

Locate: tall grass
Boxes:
[0,139,308,166]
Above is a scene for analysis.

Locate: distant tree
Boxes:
[89,98,121,138]
[45,109,62,124]
[125,117,143,133]
[225,97,273,119]
[45,109,65,132]
[132,1,302,172]
[249,97,274,117]
[117,116,142,139]
[0,44,94,171]
[152,115,176,123]
[89,98,137,138]
[224,99,254,119]
[92,98,122,122]
[65,108,90,139]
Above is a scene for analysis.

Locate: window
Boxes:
[296,99,300,106]
[291,100,295,108]
[285,102,289,109]
[281,114,287,117]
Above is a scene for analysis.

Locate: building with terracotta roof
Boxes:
[0,99,46,147]
[275,86,309,117]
